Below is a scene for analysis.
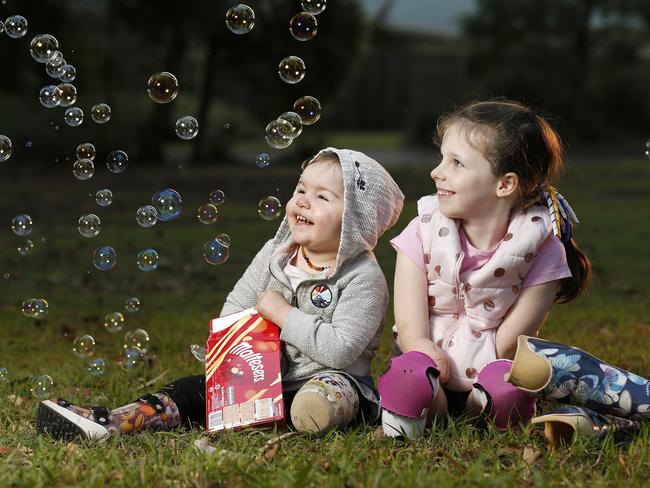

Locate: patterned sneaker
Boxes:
[37,398,110,442]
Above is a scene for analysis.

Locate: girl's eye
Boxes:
[452,159,463,167]
[318,195,329,201]
[296,189,305,194]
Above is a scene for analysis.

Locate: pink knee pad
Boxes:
[474,359,536,431]
[378,351,439,419]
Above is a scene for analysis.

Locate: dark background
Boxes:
[2,0,650,171]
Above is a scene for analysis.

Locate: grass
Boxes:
[1,155,650,487]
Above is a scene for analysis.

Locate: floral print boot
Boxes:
[506,335,650,420]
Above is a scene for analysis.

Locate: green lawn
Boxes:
[1,157,650,487]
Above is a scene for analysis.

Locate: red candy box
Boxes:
[205,308,285,432]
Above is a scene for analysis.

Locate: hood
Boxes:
[271,147,404,275]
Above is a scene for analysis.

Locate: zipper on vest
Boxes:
[442,251,465,351]
[291,294,297,306]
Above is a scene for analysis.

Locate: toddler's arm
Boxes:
[394,251,451,383]
[279,265,389,370]
[220,239,276,316]
[495,280,559,359]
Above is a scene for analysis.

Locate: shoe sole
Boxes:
[290,391,337,433]
[37,400,109,442]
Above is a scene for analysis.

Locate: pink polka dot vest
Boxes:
[418,195,552,391]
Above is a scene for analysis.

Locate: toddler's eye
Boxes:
[453,159,463,168]
[318,194,329,201]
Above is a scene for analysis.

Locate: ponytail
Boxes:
[555,237,592,303]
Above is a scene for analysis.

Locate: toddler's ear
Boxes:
[496,172,519,198]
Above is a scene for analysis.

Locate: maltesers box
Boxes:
[205,307,285,432]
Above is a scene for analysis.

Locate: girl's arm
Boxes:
[495,280,559,360]
[394,251,450,382]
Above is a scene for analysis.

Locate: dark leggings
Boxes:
[158,375,206,427]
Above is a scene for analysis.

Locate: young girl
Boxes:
[38,148,404,441]
[379,100,592,437]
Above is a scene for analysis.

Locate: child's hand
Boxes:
[407,338,451,384]
[256,291,293,328]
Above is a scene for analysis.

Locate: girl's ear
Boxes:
[496,172,519,198]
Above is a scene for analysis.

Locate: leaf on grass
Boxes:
[0,446,12,455]
[369,427,385,442]
[255,443,278,464]
[522,446,543,465]
[167,438,176,453]
[8,395,24,407]
[110,470,124,482]
[64,442,82,459]
[194,437,217,455]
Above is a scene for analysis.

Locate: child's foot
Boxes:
[381,408,427,439]
[37,399,111,442]
[37,393,182,442]
[290,373,359,434]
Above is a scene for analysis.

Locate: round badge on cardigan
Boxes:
[310,285,332,308]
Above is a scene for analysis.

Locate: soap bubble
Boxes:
[0,135,12,162]
[301,0,327,15]
[204,234,230,265]
[96,189,113,207]
[175,116,199,140]
[73,159,94,180]
[265,119,293,149]
[152,189,182,221]
[278,56,306,84]
[4,15,27,39]
[21,298,48,319]
[59,64,76,82]
[11,214,32,236]
[31,375,54,399]
[293,96,321,125]
[137,248,159,271]
[87,358,107,377]
[125,297,140,313]
[78,213,101,238]
[278,112,303,138]
[39,85,61,108]
[17,239,34,255]
[91,103,111,124]
[136,205,158,227]
[30,34,59,63]
[0,21,4,35]
[290,12,317,41]
[104,312,124,333]
[258,196,282,221]
[46,55,66,78]
[197,203,218,224]
[57,83,77,107]
[645,139,650,160]
[190,344,206,363]
[73,334,96,359]
[76,143,96,160]
[0,368,7,382]
[216,233,231,247]
[225,4,255,34]
[123,328,150,353]
[64,107,84,127]
[93,245,117,271]
[209,190,225,206]
[256,153,271,168]
[121,347,144,371]
[106,150,128,173]
[47,50,63,61]
[147,71,178,104]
